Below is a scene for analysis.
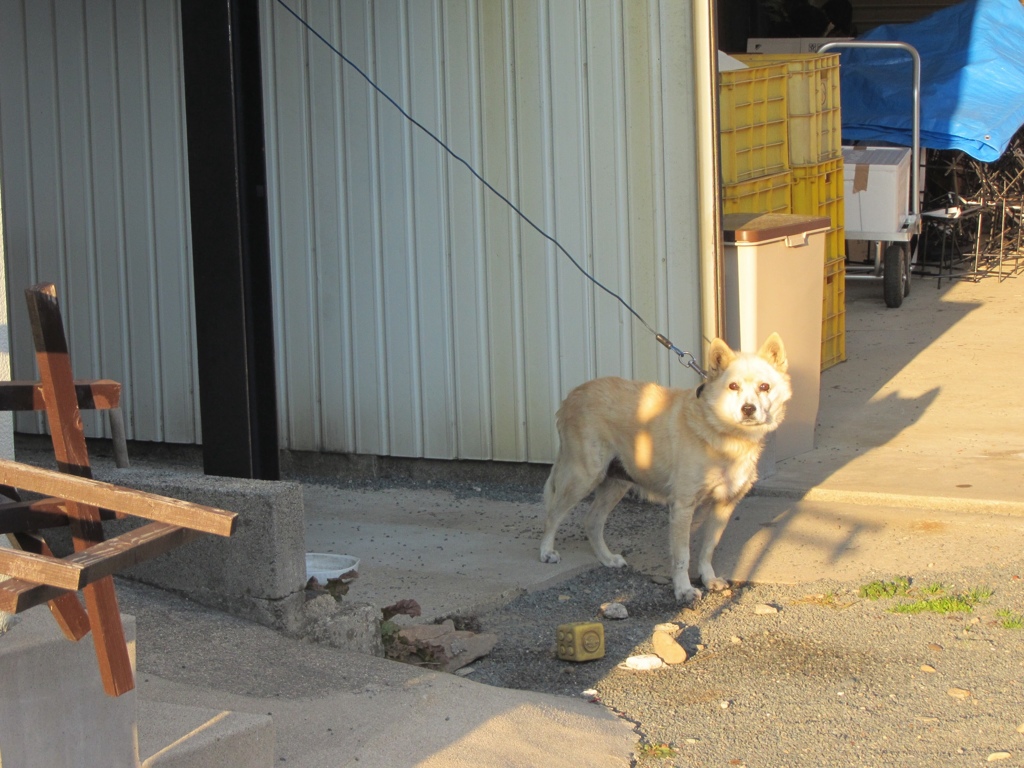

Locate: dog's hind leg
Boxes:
[583,478,630,568]
[669,500,702,605]
[696,499,739,592]
[539,463,594,564]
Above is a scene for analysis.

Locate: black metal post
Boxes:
[179,0,279,479]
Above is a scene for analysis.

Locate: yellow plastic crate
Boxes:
[719,61,790,184]
[722,170,793,215]
[822,257,846,370]
[791,158,845,263]
[736,54,842,166]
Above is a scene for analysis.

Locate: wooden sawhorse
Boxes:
[0,284,236,696]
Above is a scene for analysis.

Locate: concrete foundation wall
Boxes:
[85,468,307,633]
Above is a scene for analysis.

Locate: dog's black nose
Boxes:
[741,403,756,418]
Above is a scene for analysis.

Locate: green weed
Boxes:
[859,577,911,600]
[858,578,995,615]
[996,609,1024,629]
[890,594,977,614]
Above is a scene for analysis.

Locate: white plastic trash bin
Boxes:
[723,213,830,472]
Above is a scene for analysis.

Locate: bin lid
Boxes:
[722,213,831,244]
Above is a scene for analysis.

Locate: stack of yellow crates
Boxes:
[721,53,846,369]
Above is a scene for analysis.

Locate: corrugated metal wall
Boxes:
[0,0,198,443]
[261,0,703,462]
[0,0,704,464]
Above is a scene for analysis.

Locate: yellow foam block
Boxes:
[556,622,605,662]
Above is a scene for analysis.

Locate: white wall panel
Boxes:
[261,0,704,462]
[0,0,198,444]
[0,0,704,465]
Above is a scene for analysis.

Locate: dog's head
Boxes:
[701,333,792,436]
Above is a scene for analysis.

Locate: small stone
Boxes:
[558,594,572,602]
[601,602,629,620]
[720,700,731,709]
[754,603,779,615]
[722,589,733,598]
[652,630,688,664]
[920,664,936,673]
[696,643,706,651]
[1017,723,1024,734]
[622,654,664,670]
[582,688,598,697]
[927,643,944,651]
[730,636,743,644]
[685,738,698,744]
[947,687,971,700]
[651,575,671,585]
[454,667,475,677]
[987,753,1012,762]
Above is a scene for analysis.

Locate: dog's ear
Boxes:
[706,338,736,378]
[758,332,788,373]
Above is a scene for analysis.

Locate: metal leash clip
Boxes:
[656,334,708,380]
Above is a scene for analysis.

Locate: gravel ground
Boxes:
[462,559,1024,768]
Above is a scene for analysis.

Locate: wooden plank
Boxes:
[0,497,123,533]
[6,531,91,640]
[0,546,84,590]
[26,283,134,696]
[0,577,72,615]
[0,460,236,536]
[55,522,200,586]
[0,523,200,610]
[0,379,122,412]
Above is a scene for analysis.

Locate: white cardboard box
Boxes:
[843,146,912,238]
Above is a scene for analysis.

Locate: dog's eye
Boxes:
[728,382,739,391]
[758,382,771,392]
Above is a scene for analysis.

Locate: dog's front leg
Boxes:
[696,498,739,592]
[669,500,701,604]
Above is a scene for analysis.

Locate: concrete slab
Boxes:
[0,607,137,768]
[139,701,274,768]
[755,277,1024,510]
[303,484,595,622]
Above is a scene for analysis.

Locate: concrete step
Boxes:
[138,700,274,768]
[0,602,273,768]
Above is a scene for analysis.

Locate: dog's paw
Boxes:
[674,583,703,606]
[600,554,628,569]
[540,549,561,564]
[703,576,730,592]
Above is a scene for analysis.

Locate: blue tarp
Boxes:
[838,0,1024,161]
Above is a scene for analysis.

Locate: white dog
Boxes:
[539,333,791,604]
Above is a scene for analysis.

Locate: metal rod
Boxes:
[818,40,922,217]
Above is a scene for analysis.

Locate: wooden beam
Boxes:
[0,380,122,412]
[6,531,91,641]
[0,577,73,615]
[0,524,202,614]
[0,460,236,537]
[26,283,134,696]
[0,547,85,590]
[58,522,201,585]
[0,498,122,533]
